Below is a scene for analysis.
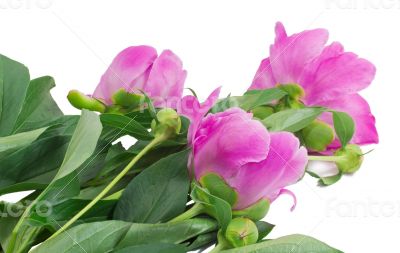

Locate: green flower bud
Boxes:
[232,199,270,221]
[252,106,274,120]
[67,90,106,113]
[278,83,305,100]
[111,88,144,109]
[151,108,181,138]
[301,120,335,152]
[334,144,363,174]
[225,217,259,248]
[276,84,305,110]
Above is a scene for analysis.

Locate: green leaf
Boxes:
[0,54,30,137]
[31,221,131,253]
[114,243,185,253]
[315,172,343,186]
[116,218,218,249]
[113,149,190,223]
[0,127,48,158]
[221,234,343,253]
[199,173,238,207]
[255,221,275,241]
[13,76,63,133]
[332,111,355,148]
[53,110,102,181]
[14,110,103,251]
[212,88,286,113]
[191,184,232,231]
[28,198,117,230]
[262,107,325,132]
[186,232,217,251]
[0,117,78,195]
[100,113,153,141]
[33,219,216,252]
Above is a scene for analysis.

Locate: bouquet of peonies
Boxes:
[0,22,377,253]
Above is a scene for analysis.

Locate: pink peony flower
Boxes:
[182,100,308,210]
[93,45,187,107]
[249,22,378,148]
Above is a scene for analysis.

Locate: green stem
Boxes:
[48,135,166,240]
[210,243,225,253]
[168,203,205,223]
[308,155,342,162]
[6,198,38,253]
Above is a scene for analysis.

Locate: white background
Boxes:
[0,0,398,252]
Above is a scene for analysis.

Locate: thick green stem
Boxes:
[168,203,205,223]
[308,155,342,162]
[48,135,166,240]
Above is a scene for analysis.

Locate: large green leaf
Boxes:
[0,54,30,137]
[28,198,117,230]
[52,110,102,181]
[262,107,325,132]
[0,55,63,136]
[13,76,63,134]
[116,218,218,249]
[0,117,78,195]
[4,111,103,253]
[186,232,217,251]
[221,234,343,253]
[31,220,131,253]
[332,111,355,148]
[32,218,217,253]
[113,149,190,223]
[100,113,153,141]
[114,243,185,253]
[0,127,48,159]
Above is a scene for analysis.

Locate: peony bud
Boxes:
[334,144,363,174]
[111,88,144,109]
[67,90,106,113]
[301,120,335,152]
[225,217,259,248]
[151,108,181,138]
[252,106,274,120]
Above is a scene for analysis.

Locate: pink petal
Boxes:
[229,132,307,209]
[249,58,276,90]
[316,94,379,148]
[179,87,221,144]
[276,188,297,211]
[146,50,187,108]
[269,22,329,85]
[303,43,376,104]
[193,108,270,183]
[93,45,157,104]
